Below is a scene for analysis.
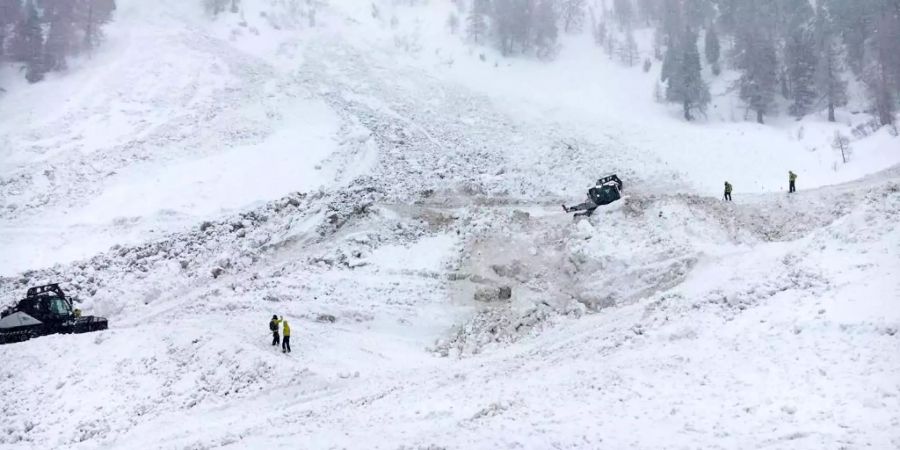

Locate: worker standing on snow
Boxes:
[269,315,282,346]
[724,181,733,201]
[789,171,797,193]
[282,319,292,353]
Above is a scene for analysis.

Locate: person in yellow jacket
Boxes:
[282,319,292,353]
[789,170,797,193]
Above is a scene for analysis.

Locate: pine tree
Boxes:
[492,0,535,56]
[204,0,228,16]
[620,23,638,66]
[0,0,21,61]
[734,0,779,123]
[704,25,719,75]
[715,0,738,34]
[636,0,658,25]
[492,0,516,55]
[866,7,898,126]
[660,35,679,85]
[466,0,489,44]
[825,0,878,75]
[560,0,585,33]
[786,26,817,118]
[613,0,633,29]
[44,0,78,71]
[9,0,45,83]
[777,0,814,42]
[666,27,710,120]
[532,0,558,58]
[683,0,712,30]
[871,0,899,126]
[80,0,117,52]
[814,1,847,122]
[736,33,778,124]
[659,0,683,81]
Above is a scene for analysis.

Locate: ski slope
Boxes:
[0,1,898,449]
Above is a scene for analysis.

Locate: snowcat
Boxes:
[589,174,623,207]
[0,284,108,345]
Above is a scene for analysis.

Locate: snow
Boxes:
[75,99,339,223]
[0,0,898,449]
[364,234,458,272]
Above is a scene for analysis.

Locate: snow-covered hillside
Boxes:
[0,1,898,449]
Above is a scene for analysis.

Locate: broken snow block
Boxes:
[316,314,337,323]
[210,267,225,279]
[474,286,512,302]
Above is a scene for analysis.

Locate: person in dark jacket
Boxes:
[724,181,733,201]
[269,315,282,346]
[789,171,797,193]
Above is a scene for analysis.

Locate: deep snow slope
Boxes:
[0,1,898,449]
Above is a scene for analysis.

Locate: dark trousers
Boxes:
[567,201,598,217]
[789,181,796,193]
[724,192,732,201]
[272,331,280,346]
[282,336,291,353]
[568,201,597,212]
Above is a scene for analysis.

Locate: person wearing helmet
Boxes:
[269,315,282,346]
[724,181,732,201]
[282,320,292,353]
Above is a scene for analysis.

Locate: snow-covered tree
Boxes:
[683,0,712,30]
[612,0,633,30]
[532,0,559,58]
[560,0,586,33]
[865,2,899,126]
[590,7,607,46]
[447,13,460,35]
[9,0,45,83]
[704,25,720,75]
[832,130,851,163]
[204,0,228,16]
[78,0,116,52]
[44,0,78,71]
[0,0,20,61]
[619,23,638,66]
[466,0,490,44]
[813,6,847,122]
[733,1,779,123]
[492,0,534,56]
[737,37,778,123]
[786,27,817,118]
[666,28,710,120]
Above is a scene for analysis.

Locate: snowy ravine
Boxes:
[1,1,898,449]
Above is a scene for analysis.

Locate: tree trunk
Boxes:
[756,109,764,124]
[683,100,692,121]
[828,102,835,122]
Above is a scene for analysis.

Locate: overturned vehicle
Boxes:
[0,284,108,345]
[563,174,623,217]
